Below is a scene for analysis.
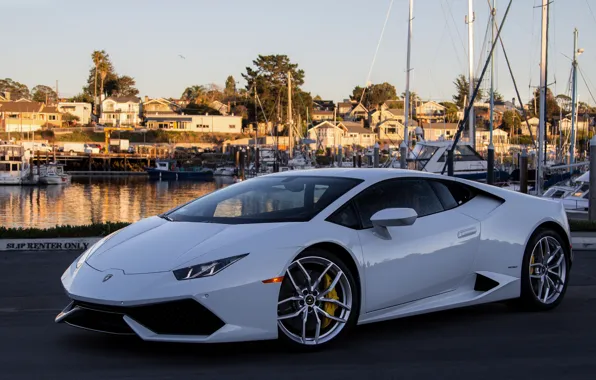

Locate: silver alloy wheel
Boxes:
[277,256,353,346]
[529,236,567,305]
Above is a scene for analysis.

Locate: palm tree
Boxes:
[98,61,109,117]
[92,50,106,107]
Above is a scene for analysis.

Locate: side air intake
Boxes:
[474,273,500,292]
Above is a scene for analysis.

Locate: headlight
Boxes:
[75,231,119,269]
[172,253,248,280]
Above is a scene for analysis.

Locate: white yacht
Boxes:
[38,163,71,185]
[0,144,36,185]
[542,171,589,211]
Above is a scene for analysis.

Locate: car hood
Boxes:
[86,216,291,274]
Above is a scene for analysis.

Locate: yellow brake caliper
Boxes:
[322,274,339,328]
[530,254,535,275]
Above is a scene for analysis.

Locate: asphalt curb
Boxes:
[0,235,595,252]
[0,237,101,252]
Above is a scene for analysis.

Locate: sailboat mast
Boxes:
[401,0,413,169]
[537,0,548,196]
[570,28,579,170]
[467,0,476,148]
[487,0,496,184]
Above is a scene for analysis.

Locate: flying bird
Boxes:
[178,54,186,59]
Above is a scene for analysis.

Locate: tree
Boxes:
[350,82,398,110]
[501,110,521,135]
[0,78,30,100]
[69,92,93,103]
[527,88,560,119]
[439,101,460,123]
[182,103,222,115]
[62,112,80,127]
[114,76,139,97]
[314,94,322,101]
[224,75,236,97]
[242,54,309,123]
[92,50,107,103]
[31,85,58,104]
[84,51,138,100]
[181,85,206,104]
[452,74,484,108]
[98,61,109,104]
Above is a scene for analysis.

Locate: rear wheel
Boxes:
[277,249,359,350]
[518,229,570,310]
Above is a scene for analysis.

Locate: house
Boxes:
[58,102,92,125]
[559,117,590,133]
[141,97,181,117]
[342,102,368,121]
[312,110,334,121]
[522,117,552,136]
[144,114,242,133]
[100,96,141,126]
[337,100,353,116]
[415,101,446,122]
[370,108,405,127]
[341,121,376,147]
[306,121,376,151]
[313,99,335,111]
[0,101,62,132]
[419,122,460,141]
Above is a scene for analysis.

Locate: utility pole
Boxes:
[400,0,413,169]
[287,71,293,159]
[536,0,548,196]
[487,0,496,185]
[467,0,476,148]
[570,28,579,171]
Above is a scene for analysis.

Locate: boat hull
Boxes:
[40,176,71,185]
[146,169,214,181]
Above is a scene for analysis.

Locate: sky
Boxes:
[1,0,596,106]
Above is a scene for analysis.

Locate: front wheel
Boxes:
[518,229,571,311]
[277,249,359,350]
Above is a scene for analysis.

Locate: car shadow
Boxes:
[56,301,516,364]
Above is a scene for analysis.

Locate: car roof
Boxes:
[263,168,449,182]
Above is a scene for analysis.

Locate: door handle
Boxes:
[457,227,477,239]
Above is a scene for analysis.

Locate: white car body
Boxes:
[56,169,572,344]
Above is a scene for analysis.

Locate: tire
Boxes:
[515,228,571,311]
[276,248,360,351]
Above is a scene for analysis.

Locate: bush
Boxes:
[0,222,131,239]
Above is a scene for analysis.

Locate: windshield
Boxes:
[164,175,363,224]
[413,145,439,170]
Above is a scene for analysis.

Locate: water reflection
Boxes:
[0,176,234,228]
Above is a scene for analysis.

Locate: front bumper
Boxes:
[56,261,282,343]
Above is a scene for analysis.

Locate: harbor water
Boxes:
[0,176,234,229]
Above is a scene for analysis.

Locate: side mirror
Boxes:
[370,208,417,239]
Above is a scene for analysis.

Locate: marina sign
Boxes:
[0,238,101,252]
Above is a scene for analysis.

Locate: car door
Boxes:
[354,178,480,313]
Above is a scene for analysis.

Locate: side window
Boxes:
[354,179,444,229]
[444,181,476,205]
[327,201,360,229]
[429,181,458,210]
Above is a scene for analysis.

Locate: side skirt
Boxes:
[357,271,520,325]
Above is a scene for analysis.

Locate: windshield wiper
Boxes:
[159,214,173,221]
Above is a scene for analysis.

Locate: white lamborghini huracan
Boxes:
[56,169,573,349]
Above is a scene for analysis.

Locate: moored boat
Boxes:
[38,163,71,185]
[146,159,214,181]
[0,143,37,185]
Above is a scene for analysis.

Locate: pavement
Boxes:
[1,250,596,380]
